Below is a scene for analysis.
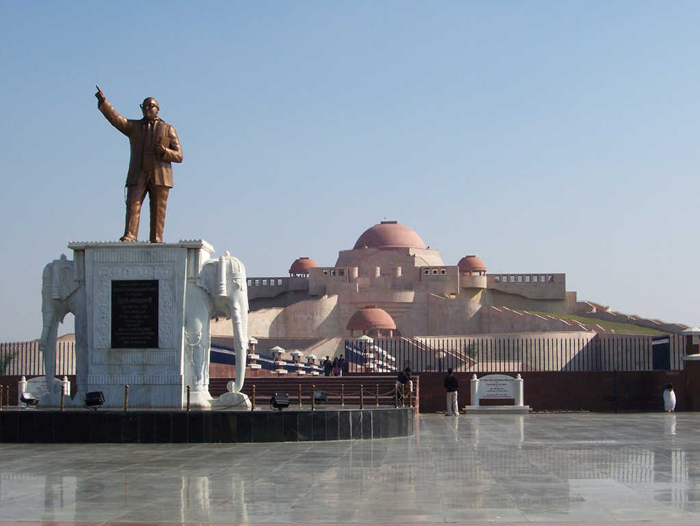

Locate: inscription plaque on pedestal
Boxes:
[111,280,159,348]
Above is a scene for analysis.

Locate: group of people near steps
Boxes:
[322,355,346,376]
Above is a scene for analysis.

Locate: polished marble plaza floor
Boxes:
[1,412,700,525]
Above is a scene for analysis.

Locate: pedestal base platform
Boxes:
[0,407,414,443]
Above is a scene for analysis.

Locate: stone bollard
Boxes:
[18,376,27,406]
[291,350,305,375]
[514,374,524,406]
[471,374,479,406]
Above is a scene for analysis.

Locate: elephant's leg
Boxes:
[191,316,211,390]
[73,293,88,396]
[39,316,59,394]
[184,284,211,392]
[201,326,211,389]
[184,324,203,388]
[193,343,204,387]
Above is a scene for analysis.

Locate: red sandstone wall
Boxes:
[417,371,687,413]
[208,364,280,379]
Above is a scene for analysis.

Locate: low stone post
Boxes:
[471,374,479,406]
[270,346,287,374]
[514,374,524,406]
[307,354,320,376]
[247,337,261,370]
[61,376,69,399]
[18,376,27,405]
[290,350,305,375]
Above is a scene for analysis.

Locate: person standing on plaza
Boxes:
[323,356,332,377]
[444,368,459,416]
[663,383,676,412]
[338,355,346,376]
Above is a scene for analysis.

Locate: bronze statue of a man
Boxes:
[95,86,183,243]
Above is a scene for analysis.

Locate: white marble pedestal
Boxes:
[69,240,214,409]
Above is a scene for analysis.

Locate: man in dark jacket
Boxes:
[396,367,413,400]
[444,368,459,416]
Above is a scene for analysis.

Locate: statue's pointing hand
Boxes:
[95,85,105,105]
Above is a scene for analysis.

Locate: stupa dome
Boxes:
[458,255,487,273]
[289,257,318,275]
[353,221,426,250]
[346,307,397,331]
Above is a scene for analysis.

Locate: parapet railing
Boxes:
[240,380,418,411]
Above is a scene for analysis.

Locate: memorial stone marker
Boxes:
[465,373,530,414]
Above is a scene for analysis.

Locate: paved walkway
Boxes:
[1,413,699,525]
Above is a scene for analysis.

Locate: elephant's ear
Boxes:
[226,256,247,292]
[195,260,216,296]
[55,258,79,300]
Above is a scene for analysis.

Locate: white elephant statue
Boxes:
[184,251,249,409]
[39,255,88,405]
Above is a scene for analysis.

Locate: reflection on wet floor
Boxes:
[0,413,699,523]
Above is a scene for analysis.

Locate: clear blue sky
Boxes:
[2,1,699,341]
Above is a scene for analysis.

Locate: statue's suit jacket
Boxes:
[99,100,183,188]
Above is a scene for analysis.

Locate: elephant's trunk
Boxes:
[217,255,227,297]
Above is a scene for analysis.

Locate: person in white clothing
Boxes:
[663,383,676,412]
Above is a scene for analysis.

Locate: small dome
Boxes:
[346,307,397,331]
[353,221,426,250]
[458,255,487,273]
[289,257,318,275]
